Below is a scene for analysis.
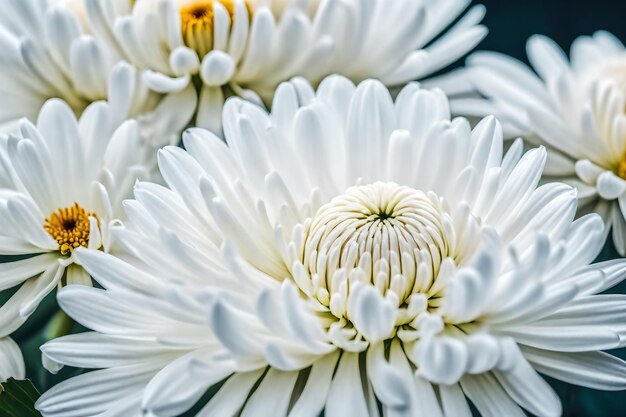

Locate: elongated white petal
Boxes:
[142,349,234,417]
[36,362,163,417]
[493,353,561,417]
[0,337,25,382]
[41,333,180,370]
[288,351,340,417]
[522,346,626,391]
[460,373,526,417]
[198,370,265,417]
[325,353,368,417]
[240,368,299,417]
[0,253,57,291]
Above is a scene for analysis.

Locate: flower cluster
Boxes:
[0,1,625,416]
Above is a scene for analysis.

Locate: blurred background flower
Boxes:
[473,1,626,415]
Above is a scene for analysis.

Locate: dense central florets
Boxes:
[179,0,250,57]
[44,203,97,255]
[302,182,452,314]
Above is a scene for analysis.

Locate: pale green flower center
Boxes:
[302,182,451,308]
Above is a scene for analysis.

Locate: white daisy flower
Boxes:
[0,0,196,150]
[99,0,487,134]
[459,31,626,255]
[0,337,25,382]
[0,98,152,343]
[36,76,626,417]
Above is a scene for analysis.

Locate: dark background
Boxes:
[476,0,626,61]
[472,1,626,416]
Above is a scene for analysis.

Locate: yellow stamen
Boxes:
[44,203,97,255]
[180,0,251,58]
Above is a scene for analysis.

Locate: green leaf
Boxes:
[0,378,42,417]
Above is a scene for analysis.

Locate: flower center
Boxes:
[302,182,452,312]
[179,0,251,58]
[44,203,97,255]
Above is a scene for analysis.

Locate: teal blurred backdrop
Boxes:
[477,0,626,62]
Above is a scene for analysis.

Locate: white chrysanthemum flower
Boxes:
[98,0,487,133]
[0,337,25,382]
[0,0,196,150]
[459,31,626,255]
[0,98,153,342]
[37,76,626,417]
[0,0,126,121]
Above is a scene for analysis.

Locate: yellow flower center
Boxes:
[179,0,251,57]
[44,203,97,255]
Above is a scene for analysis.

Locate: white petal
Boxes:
[0,253,57,291]
[0,337,25,382]
[240,368,299,417]
[198,370,265,417]
[597,171,626,200]
[344,79,396,184]
[69,35,109,99]
[493,354,561,417]
[325,353,368,417]
[41,332,177,370]
[169,46,200,75]
[288,351,340,417]
[143,70,190,93]
[139,84,197,147]
[36,362,162,417]
[73,248,163,292]
[439,383,471,417]
[366,343,411,409]
[522,346,626,391]
[200,50,235,86]
[526,35,569,80]
[196,85,225,134]
[442,266,492,324]
[575,159,605,185]
[142,349,234,417]
[348,284,396,344]
[502,324,620,352]
[65,263,92,286]
[416,335,468,385]
[460,373,526,417]
[0,264,62,337]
